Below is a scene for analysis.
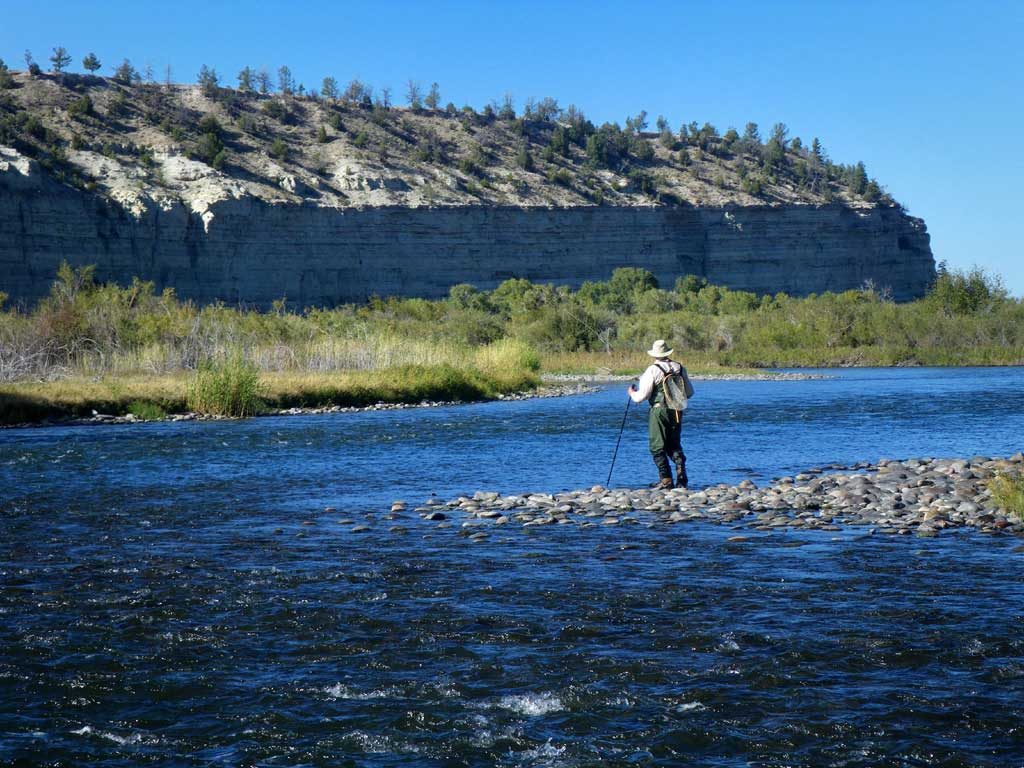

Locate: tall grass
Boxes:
[990,474,1024,520]
[186,356,265,417]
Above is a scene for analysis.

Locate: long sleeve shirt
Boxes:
[629,360,682,404]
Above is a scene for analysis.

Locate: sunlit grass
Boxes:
[0,356,541,424]
[990,473,1024,520]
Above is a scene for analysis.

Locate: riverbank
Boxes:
[402,455,1024,538]
[0,365,825,429]
[0,363,544,427]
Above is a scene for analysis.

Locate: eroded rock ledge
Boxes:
[396,455,1024,539]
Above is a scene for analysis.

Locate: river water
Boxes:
[2,368,1024,766]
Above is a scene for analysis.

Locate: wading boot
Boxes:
[675,466,689,489]
[651,477,674,491]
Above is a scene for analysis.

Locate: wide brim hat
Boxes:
[646,339,673,358]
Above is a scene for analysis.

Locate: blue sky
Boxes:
[3,0,1022,294]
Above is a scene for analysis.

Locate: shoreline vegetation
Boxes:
[1,263,1021,426]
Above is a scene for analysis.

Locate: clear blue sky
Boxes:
[3,0,1022,294]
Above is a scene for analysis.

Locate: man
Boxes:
[627,339,694,489]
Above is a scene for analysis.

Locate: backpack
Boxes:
[656,361,695,411]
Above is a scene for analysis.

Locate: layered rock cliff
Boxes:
[0,146,932,306]
[0,73,934,306]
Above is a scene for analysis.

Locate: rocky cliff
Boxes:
[1,146,933,306]
[0,73,934,306]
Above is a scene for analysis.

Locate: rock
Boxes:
[424,511,447,521]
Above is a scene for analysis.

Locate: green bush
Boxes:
[990,473,1024,520]
[67,95,93,119]
[128,400,167,420]
[187,357,264,417]
[269,138,288,160]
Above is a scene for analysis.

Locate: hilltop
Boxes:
[0,62,894,214]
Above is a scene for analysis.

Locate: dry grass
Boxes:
[0,350,541,425]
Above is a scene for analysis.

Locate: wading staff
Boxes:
[606,394,632,487]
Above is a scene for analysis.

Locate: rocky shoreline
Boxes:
[393,455,1024,539]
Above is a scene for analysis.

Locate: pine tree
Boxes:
[850,161,868,195]
[113,59,138,85]
[769,122,789,149]
[499,93,515,120]
[0,59,14,90]
[198,65,219,96]
[256,69,271,94]
[516,142,534,171]
[811,137,825,163]
[424,82,440,110]
[237,66,254,92]
[49,46,71,73]
[82,52,101,74]
[277,66,294,95]
[405,79,422,109]
[321,76,338,101]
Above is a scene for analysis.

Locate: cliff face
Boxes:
[0,148,933,307]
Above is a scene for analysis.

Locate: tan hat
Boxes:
[646,339,673,358]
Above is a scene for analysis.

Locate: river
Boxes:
[2,367,1023,765]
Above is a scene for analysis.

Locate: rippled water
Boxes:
[2,368,1024,766]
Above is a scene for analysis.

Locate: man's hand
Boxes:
[627,384,637,395]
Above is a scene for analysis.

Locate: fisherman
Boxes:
[627,339,695,489]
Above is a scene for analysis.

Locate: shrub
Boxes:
[187,356,264,417]
[0,59,14,90]
[197,114,221,135]
[128,400,167,421]
[269,138,288,160]
[67,95,93,119]
[990,473,1024,520]
[546,167,572,186]
[262,99,288,122]
[195,132,226,169]
[927,265,1005,316]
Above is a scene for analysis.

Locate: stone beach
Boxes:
[394,454,1024,539]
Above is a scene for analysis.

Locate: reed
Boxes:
[990,473,1024,520]
[186,356,265,417]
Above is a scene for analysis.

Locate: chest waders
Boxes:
[648,365,688,489]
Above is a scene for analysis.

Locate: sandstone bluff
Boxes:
[0,74,934,307]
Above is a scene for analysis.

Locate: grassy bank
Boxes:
[1,262,1021,424]
[0,363,540,424]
